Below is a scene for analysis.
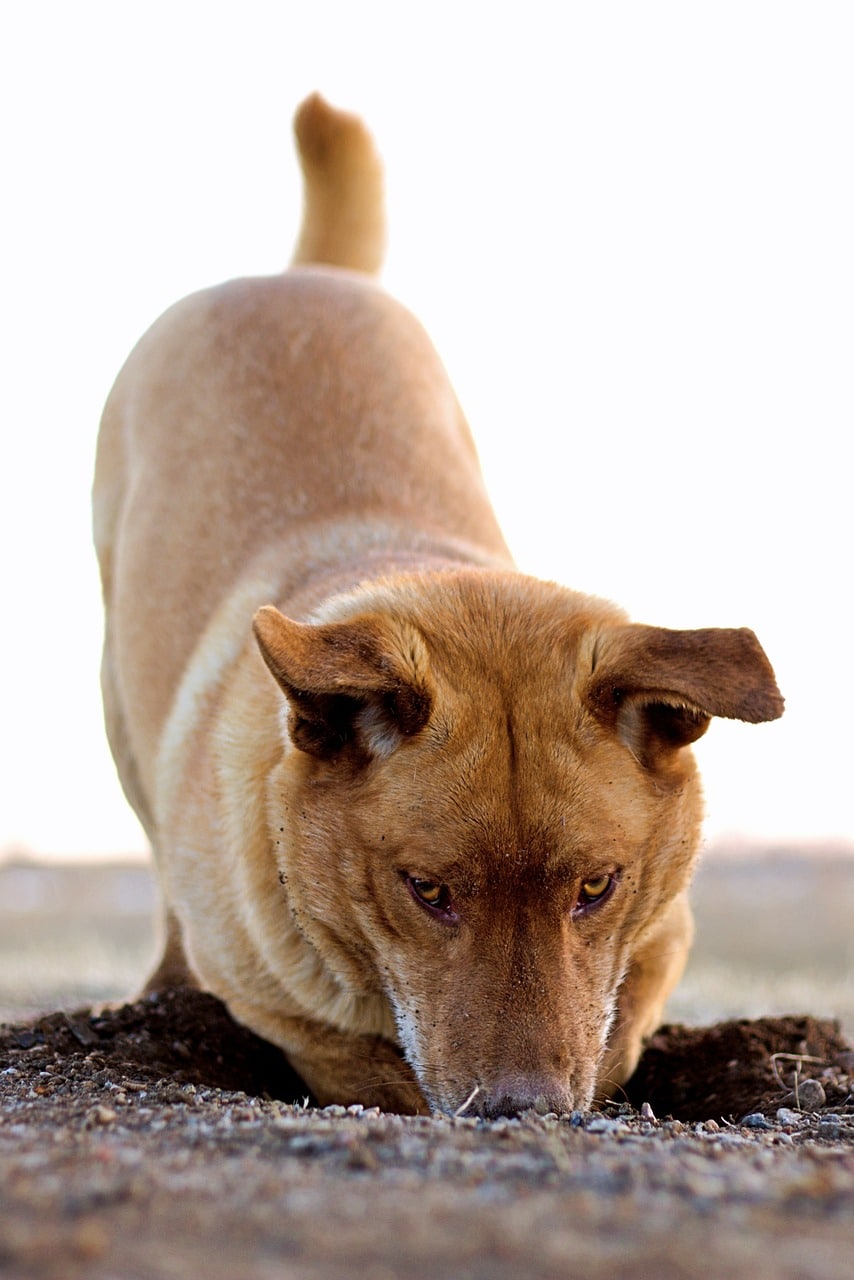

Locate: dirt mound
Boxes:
[1,987,851,1123]
[626,1015,852,1120]
[0,987,305,1100]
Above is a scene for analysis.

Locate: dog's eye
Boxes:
[405,876,459,924]
[574,873,615,916]
[582,874,611,899]
[412,879,444,906]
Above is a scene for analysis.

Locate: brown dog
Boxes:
[93,94,783,1117]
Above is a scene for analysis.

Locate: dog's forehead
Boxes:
[369,712,652,879]
[460,765,649,876]
[359,568,627,669]
[423,581,616,679]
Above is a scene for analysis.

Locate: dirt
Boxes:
[1,989,853,1279]
[3,988,852,1124]
[625,1013,854,1120]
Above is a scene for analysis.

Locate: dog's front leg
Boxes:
[595,891,695,1103]
[240,1009,430,1115]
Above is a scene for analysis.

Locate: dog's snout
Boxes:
[468,1075,575,1120]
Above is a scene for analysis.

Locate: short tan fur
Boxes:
[94,94,783,1116]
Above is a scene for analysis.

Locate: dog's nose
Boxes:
[473,1074,575,1119]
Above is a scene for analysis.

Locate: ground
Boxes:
[1,852,853,1279]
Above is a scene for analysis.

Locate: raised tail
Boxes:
[291,93,386,275]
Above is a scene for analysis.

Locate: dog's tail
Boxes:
[291,93,386,276]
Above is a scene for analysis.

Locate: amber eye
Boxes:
[405,876,459,924]
[412,879,444,906]
[574,873,615,916]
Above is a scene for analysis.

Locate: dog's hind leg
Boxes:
[101,630,195,993]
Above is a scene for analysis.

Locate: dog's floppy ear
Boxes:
[587,625,784,769]
[253,605,432,761]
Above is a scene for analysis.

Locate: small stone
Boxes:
[776,1108,803,1128]
[818,1116,842,1139]
[586,1116,620,1134]
[741,1113,772,1130]
[795,1079,826,1112]
[640,1101,656,1122]
[703,1119,720,1133]
[65,1017,99,1048]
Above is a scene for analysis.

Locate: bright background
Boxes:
[2,2,851,860]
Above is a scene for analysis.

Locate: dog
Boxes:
[93,94,783,1117]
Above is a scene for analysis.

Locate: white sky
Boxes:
[1,2,852,860]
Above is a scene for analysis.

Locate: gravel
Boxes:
[1,988,853,1279]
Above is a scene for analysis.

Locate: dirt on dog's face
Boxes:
[254,572,776,1117]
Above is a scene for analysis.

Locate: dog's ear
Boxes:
[253,605,432,761]
[587,625,784,770]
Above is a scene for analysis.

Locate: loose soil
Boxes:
[1,988,853,1279]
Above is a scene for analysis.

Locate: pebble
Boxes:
[741,1114,772,1130]
[818,1116,842,1140]
[88,1106,118,1127]
[795,1079,826,1111]
[775,1108,803,1128]
[585,1117,622,1134]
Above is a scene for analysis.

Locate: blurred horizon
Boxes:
[4,835,854,869]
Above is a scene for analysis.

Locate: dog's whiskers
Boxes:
[592,1076,631,1109]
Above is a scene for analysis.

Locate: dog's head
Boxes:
[254,571,783,1116]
